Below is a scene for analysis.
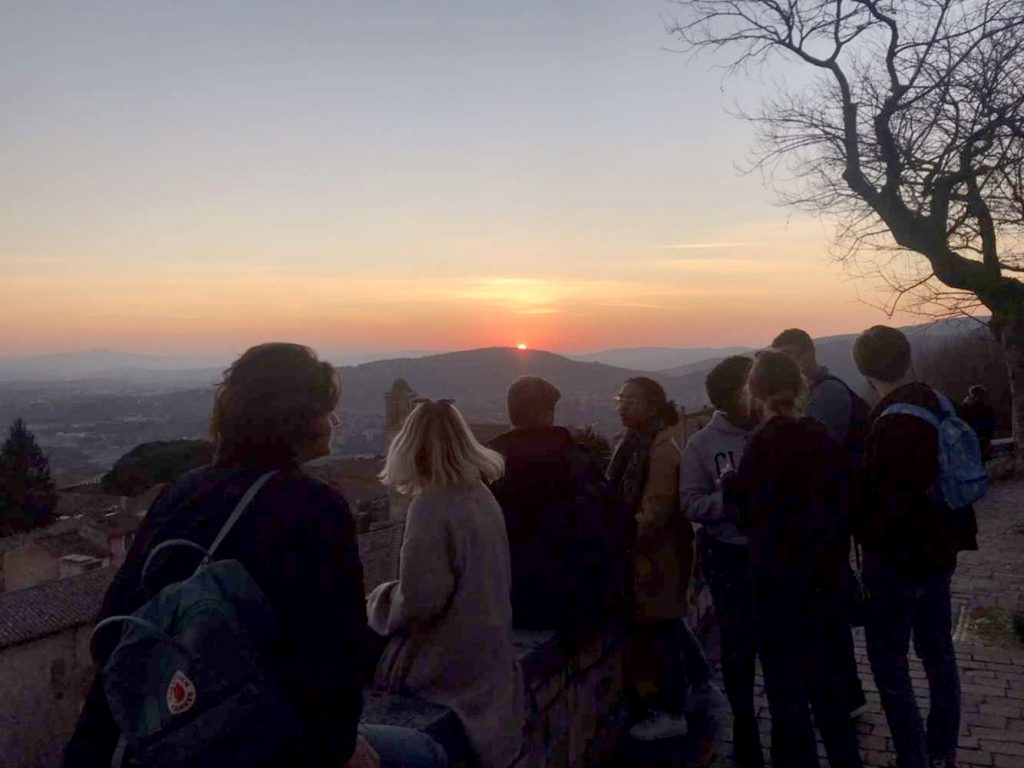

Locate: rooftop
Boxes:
[33,531,110,560]
[0,566,114,649]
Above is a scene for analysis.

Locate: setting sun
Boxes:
[517,343,528,350]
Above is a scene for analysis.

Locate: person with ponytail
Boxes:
[722,351,862,768]
[607,377,721,742]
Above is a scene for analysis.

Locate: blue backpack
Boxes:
[91,471,305,768]
[881,390,989,510]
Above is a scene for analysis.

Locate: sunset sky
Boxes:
[1,1,913,358]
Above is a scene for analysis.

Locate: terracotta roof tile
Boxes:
[0,567,114,649]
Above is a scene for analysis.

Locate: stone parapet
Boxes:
[363,627,631,768]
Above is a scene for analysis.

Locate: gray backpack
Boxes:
[91,471,305,768]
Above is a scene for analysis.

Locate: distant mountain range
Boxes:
[0,350,227,382]
[6,316,982,385]
[570,346,753,372]
[1,316,992,476]
[0,348,440,382]
[1,316,988,410]
[333,347,693,429]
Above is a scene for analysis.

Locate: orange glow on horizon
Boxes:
[517,343,528,350]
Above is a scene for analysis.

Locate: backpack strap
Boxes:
[139,470,278,589]
[931,390,957,419]
[141,539,212,595]
[880,402,942,430]
[204,470,278,564]
[90,614,187,660]
[110,734,128,768]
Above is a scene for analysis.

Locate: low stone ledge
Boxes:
[363,626,631,768]
[361,690,475,767]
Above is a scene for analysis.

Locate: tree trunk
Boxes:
[994,309,1024,475]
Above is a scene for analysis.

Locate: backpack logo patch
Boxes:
[166,670,197,715]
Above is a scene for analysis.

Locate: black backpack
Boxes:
[90,471,305,768]
[818,373,871,462]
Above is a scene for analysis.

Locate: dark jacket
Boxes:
[728,416,850,592]
[860,382,978,576]
[63,466,366,768]
[488,426,633,632]
[960,397,996,460]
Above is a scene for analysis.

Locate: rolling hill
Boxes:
[333,347,708,432]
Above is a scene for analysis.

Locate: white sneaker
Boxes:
[628,710,690,741]
[684,681,729,714]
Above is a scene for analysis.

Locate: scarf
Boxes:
[606,419,663,512]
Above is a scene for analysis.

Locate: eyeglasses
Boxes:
[613,395,642,405]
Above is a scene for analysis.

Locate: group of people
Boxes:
[62,323,982,768]
[680,326,979,768]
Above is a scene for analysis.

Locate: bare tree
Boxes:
[671,0,1024,465]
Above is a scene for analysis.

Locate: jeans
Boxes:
[755,585,863,768]
[863,560,960,768]
[359,724,448,768]
[698,534,758,726]
[835,603,867,710]
[631,617,713,714]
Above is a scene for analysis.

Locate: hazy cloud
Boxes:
[651,242,758,251]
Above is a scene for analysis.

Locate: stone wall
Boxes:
[4,542,60,593]
[0,516,713,768]
[0,625,94,768]
[361,628,630,768]
[360,523,715,768]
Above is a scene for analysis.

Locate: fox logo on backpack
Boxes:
[90,471,305,768]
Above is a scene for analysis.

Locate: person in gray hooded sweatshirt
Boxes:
[680,355,763,768]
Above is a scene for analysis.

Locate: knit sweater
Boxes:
[367,483,525,768]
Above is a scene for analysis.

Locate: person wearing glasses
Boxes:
[608,377,721,742]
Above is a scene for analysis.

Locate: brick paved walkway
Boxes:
[708,480,1024,768]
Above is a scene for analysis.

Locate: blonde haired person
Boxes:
[64,343,447,768]
[723,350,862,768]
[368,399,525,768]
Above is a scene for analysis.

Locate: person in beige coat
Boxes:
[607,377,721,742]
[367,399,525,768]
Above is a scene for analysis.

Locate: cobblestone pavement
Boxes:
[707,480,1024,768]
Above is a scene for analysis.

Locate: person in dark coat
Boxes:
[63,343,445,768]
[960,384,996,461]
[772,327,868,718]
[724,351,862,768]
[854,325,978,768]
[488,376,633,634]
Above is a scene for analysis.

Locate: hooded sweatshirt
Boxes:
[679,411,752,545]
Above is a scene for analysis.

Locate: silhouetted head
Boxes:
[771,327,817,377]
[967,384,988,403]
[616,376,679,430]
[507,376,561,428]
[706,355,754,424]
[746,350,805,420]
[379,399,505,494]
[853,325,912,386]
[211,343,341,467]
